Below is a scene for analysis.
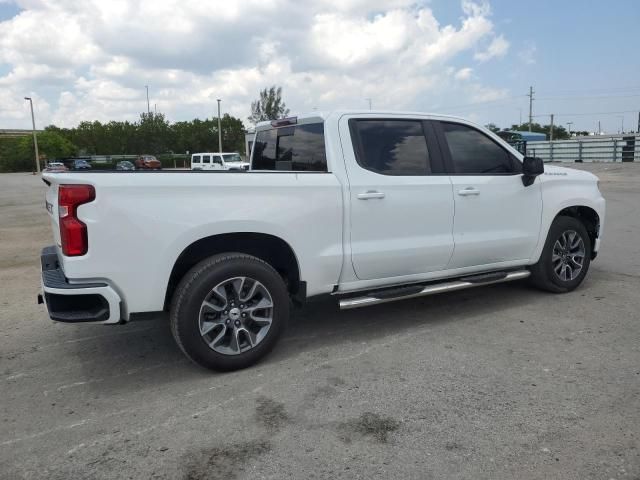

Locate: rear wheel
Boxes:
[530,216,591,293]
[170,253,289,371]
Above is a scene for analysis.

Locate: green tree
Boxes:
[248,85,290,124]
[0,131,77,172]
[220,113,246,152]
[485,123,500,133]
[510,122,570,140]
[138,112,171,154]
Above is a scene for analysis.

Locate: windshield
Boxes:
[222,154,242,163]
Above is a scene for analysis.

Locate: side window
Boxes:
[441,122,516,174]
[252,123,327,171]
[193,155,201,163]
[350,119,431,175]
[202,155,211,164]
[213,156,223,165]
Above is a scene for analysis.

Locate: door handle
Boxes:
[357,191,385,200]
[457,187,480,196]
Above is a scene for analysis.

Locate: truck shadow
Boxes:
[63,280,542,394]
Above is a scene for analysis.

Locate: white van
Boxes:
[190,152,249,171]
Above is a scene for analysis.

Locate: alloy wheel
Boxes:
[551,230,586,281]
[198,276,274,355]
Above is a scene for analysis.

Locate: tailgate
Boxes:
[43,175,61,247]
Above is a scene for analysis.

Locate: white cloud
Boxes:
[0,0,511,128]
[469,84,509,102]
[518,42,537,65]
[455,67,474,81]
[474,34,509,62]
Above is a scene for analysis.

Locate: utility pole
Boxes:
[365,98,372,110]
[527,86,534,132]
[217,99,222,153]
[145,85,150,114]
[637,112,640,133]
[518,108,522,126]
[549,114,554,141]
[598,120,601,135]
[24,97,40,173]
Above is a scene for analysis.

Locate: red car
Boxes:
[135,155,162,170]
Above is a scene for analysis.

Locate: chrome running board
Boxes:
[338,270,531,310]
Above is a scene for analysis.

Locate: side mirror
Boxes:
[522,156,544,186]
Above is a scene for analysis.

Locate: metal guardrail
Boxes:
[527,135,639,163]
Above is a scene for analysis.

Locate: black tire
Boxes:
[170,253,289,371]
[530,216,592,293]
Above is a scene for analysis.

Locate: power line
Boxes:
[438,95,527,112]
[535,85,640,96]
[536,94,640,101]
[532,110,637,118]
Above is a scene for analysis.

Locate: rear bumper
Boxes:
[39,246,123,324]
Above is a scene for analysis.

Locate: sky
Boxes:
[1,0,639,133]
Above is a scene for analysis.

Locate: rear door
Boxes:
[201,154,212,170]
[434,121,542,268]
[340,116,455,280]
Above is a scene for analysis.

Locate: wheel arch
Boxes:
[553,205,600,258]
[164,232,303,310]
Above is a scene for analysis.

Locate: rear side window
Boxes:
[202,155,211,164]
[350,119,432,175]
[252,123,327,171]
[193,155,201,163]
[441,122,517,174]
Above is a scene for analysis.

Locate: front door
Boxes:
[340,116,455,280]
[435,121,542,269]
[212,155,224,170]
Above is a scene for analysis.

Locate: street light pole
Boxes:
[24,97,40,173]
[217,99,222,153]
[365,98,372,110]
[567,121,573,136]
[145,85,150,114]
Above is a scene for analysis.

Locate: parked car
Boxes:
[39,111,606,372]
[43,162,68,172]
[191,152,249,171]
[116,160,135,171]
[71,159,91,170]
[135,155,162,170]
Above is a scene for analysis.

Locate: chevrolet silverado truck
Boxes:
[39,111,605,371]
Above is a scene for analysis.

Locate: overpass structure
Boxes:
[0,129,43,138]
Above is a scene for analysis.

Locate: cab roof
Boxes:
[254,110,470,131]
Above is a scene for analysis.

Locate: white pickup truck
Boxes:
[39,111,605,371]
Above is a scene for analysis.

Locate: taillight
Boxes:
[58,184,95,256]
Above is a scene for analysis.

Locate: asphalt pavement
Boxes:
[1,164,638,479]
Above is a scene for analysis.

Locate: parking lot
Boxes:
[1,164,638,479]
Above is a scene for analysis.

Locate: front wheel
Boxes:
[170,253,289,371]
[530,216,592,293]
